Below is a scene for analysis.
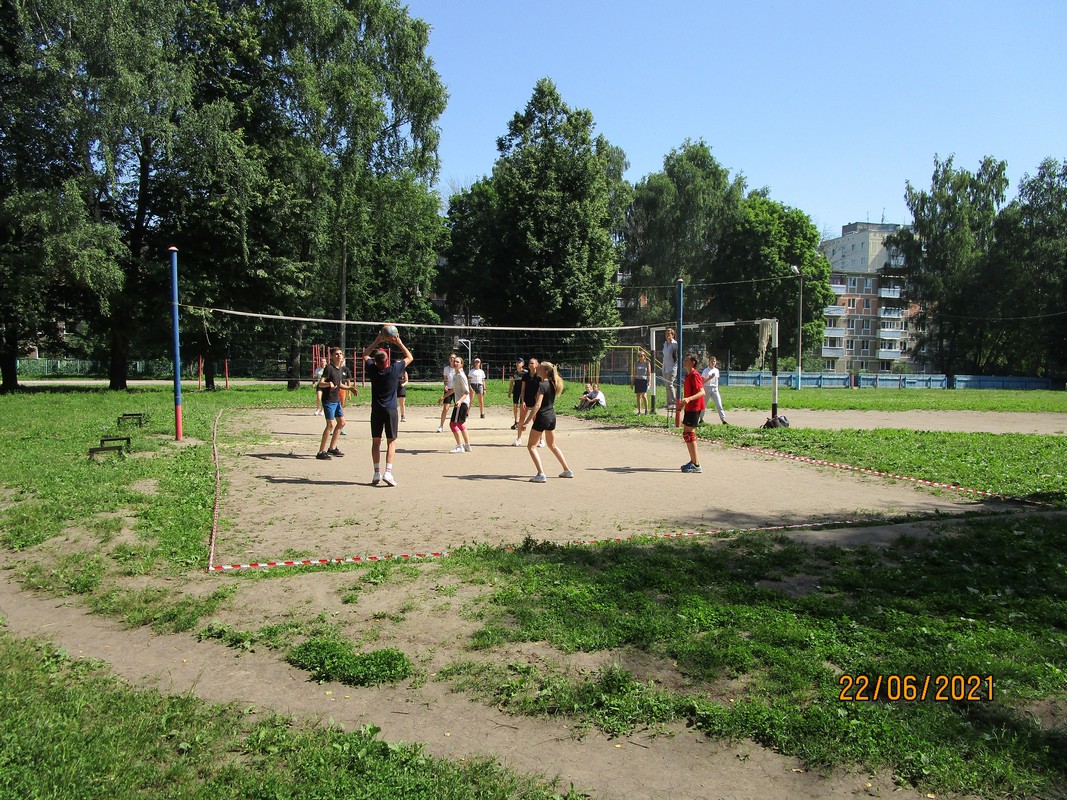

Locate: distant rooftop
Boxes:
[840,222,903,235]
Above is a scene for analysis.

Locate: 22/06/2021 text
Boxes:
[838,674,994,702]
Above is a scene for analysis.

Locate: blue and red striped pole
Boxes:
[169,247,183,440]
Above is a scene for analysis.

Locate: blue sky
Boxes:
[402,0,1066,238]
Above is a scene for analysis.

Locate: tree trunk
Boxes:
[286,321,305,390]
[0,323,19,393]
[108,318,129,391]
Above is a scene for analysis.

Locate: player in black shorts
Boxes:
[363,329,414,487]
[508,358,525,430]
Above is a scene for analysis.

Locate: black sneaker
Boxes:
[510,423,517,430]
[316,451,331,460]
[327,448,344,457]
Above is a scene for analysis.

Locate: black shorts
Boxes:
[450,402,469,426]
[512,387,521,404]
[470,383,484,396]
[634,378,648,393]
[370,407,399,440]
[397,385,406,398]
[682,410,702,428]
[532,414,556,432]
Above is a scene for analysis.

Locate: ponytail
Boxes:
[541,361,565,395]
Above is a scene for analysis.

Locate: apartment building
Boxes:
[818,222,915,374]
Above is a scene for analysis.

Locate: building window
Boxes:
[862,319,871,332]
[864,277,873,293]
[880,361,893,372]
[863,299,872,310]
[847,298,856,309]
[848,277,858,291]
[846,339,854,352]
[847,319,856,330]
[824,360,836,371]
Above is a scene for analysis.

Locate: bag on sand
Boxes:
[761,415,790,429]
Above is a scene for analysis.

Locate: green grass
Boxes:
[2,384,1066,798]
[0,633,585,799]
[439,517,1067,797]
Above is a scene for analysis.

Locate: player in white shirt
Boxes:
[468,358,487,419]
[701,356,728,424]
[437,353,457,432]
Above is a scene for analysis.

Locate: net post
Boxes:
[168,247,183,441]
[770,319,780,418]
[674,279,684,429]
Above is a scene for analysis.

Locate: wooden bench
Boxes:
[100,436,132,449]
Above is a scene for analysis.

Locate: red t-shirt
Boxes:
[684,369,706,412]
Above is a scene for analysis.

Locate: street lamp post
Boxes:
[790,265,803,390]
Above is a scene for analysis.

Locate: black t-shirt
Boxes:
[511,368,526,398]
[535,379,556,425]
[521,370,541,405]
[321,364,345,404]
[365,359,407,410]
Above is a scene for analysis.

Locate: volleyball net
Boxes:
[178,305,777,393]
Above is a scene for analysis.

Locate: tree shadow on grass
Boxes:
[443,511,1067,797]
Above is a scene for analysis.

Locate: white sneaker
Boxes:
[512,438,522,446]
[463,444,471,452]
[382,472,396,487]
[530,473,547,483]
[372,472,381,485]
[449,445,465,453]
[436,426,443,433]
[537,439,546,448]
[559,469,574,478]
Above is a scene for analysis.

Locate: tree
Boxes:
[444,78,623,361]
[1,0,447,390]
[621,140,745,325]
[885,155,1008,375]
[989,158,1067,377]
[712,194,834,369]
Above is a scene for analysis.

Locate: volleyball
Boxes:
[383,324,399,338]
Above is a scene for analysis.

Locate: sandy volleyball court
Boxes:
[213,406,1032,567]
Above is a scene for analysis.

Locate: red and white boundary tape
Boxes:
[209,552,448,572]
[206,409,1044,573]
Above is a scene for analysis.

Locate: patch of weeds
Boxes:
[287,635,412,686]
[19,553,105,595]
[90,584,239,633]
[110,541,155,575]
[440,660,684,738]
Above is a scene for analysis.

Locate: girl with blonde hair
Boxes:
[521,361,573,483]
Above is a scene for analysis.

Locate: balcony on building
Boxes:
[824,326,846,337]
[824,305,846,317]
[879,287,902,299]
[878,348,902,360]
[822,346,845,358]
[879,306,903,319]
[879,329,904,340]
[829,281,847,295]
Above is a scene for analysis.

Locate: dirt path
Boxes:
[3,406,1047,798]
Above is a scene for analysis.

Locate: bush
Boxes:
[287,636,411,685]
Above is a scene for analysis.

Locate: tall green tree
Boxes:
[988,158,1067,378]
[0,0,171,390]
[445,78,623,361]
[885,155,1008,375]
[712,193,834,369]
[621,140,745,325]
